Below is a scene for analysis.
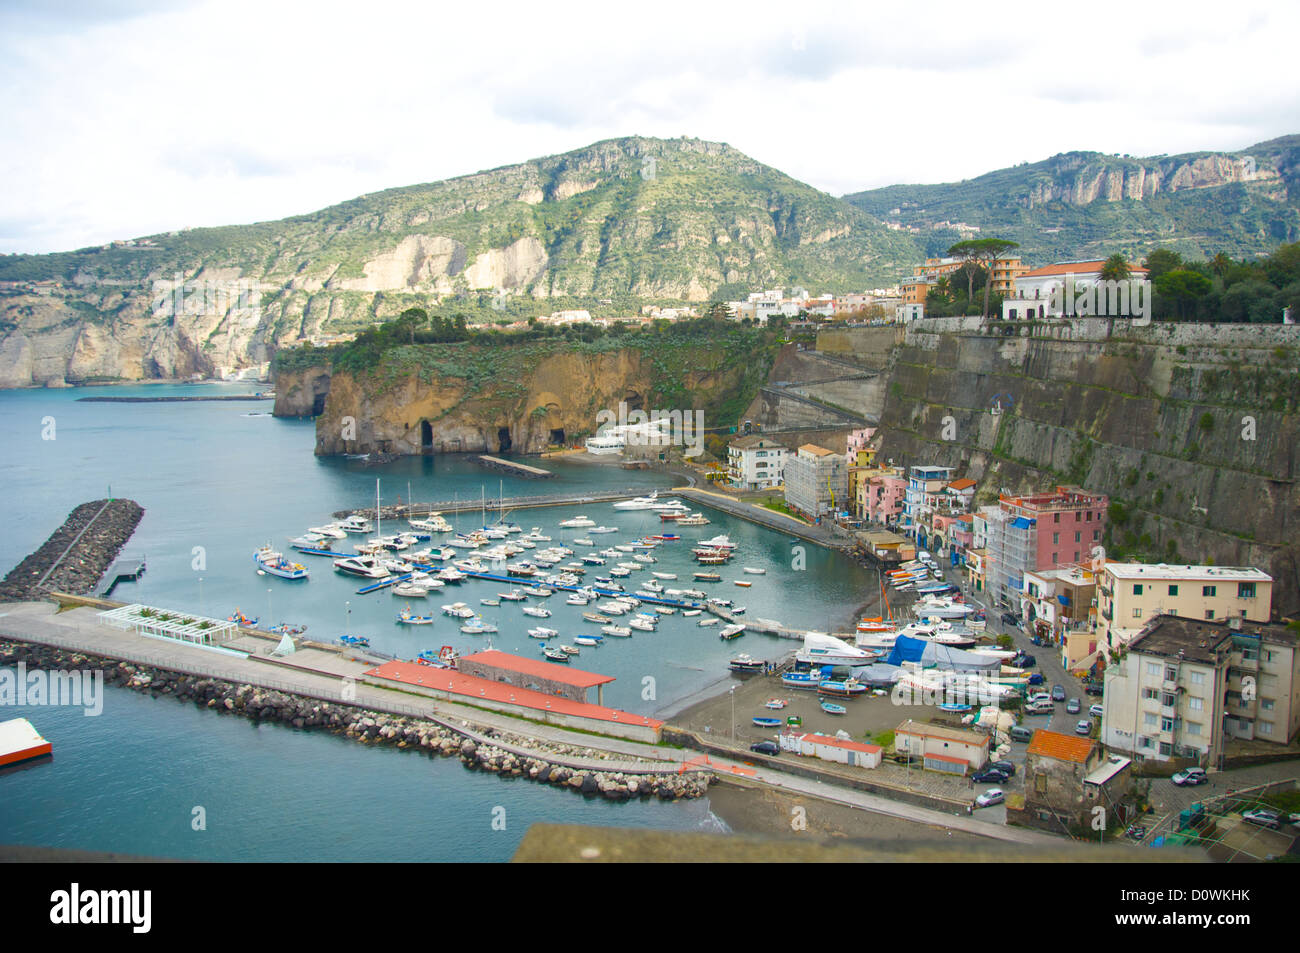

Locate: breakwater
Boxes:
[0,500,144,602]
[0,639,710,802]
[76,395,271,403]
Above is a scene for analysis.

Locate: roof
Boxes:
[798,444,835,456]
[1083,754,1133,787]
[896,719,990,747]
[947,478,976,491]
[364,661,661,728]
[1130,615,1264,664]
[1026,729,1096,764]
[1018,260,1150,279]
[924,753,969,766]
[729,435,788,451]
[458,650,615,688]
[1104,563,1271,583]
[800,733,882,755]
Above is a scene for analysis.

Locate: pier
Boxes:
[94,551,148,597]
[0,499,145,602]
[474,455,554,479]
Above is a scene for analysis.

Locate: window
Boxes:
[1054,513,1060,523]
[1186,722,1201,737]
[1075,532,1081,543]
[1134,584,1144,595]
[1189,671,1205,686]
[1143,687,1159,700]
[1144,712,1158,727]
[1259,722,1274,736]
[1093,529,1101,541]
[1261,699,1274,711]
[1188,697,1203,711]
[1202,585,1216,597]
[1087,511,1093,522]
[1168,585,1178,596]
[1161,693,1176,706]
[1139,736,1153,749]
[1238,582,1256,599]
[1205,610,1215,620]
[1133,608,1143,619]
[1146,662,1161,677]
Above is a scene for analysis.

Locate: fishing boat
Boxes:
[254,547,309,580]
[694,571,721,582]
[461,618,498,634]
[396,607,436,625]
[542,647,570,662]
[764,697,787,709]
[719,623,746,641]
[727,654,765,673]
[528,627,558,639]
[780,671,822,690]
[338,634,370,647]
[752,717,782,728]
[820,701,848,715]
[267,622,307,635]
[817,679,868,698]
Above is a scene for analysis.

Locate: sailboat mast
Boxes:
[376,478,381,539]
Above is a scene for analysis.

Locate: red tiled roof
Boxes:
[459,649,614,688]
[365,661,661,729]
[1026,729,1095,764]
[1019,260,1149,278]
[801,734,882,755]
[948,478,976,490]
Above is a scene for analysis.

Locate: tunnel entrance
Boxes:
[421,420,433,454]
[311,392,327,416]
[497,427,512,452]
[549,428,566,446]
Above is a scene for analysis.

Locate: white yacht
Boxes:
[559,515,596,528]
[333,554,390,579]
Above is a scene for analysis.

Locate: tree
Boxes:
[1143,249,1183,282]
[704,300,732,321]
[1100,254,1131,282]
[1155,269,1212,320]
[948,238,1019,319]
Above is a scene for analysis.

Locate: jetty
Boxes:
[94,551,148,598]
[0,499,144,602]
[76,395,272,403]
[473,455,554,479]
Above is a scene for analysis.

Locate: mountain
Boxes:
[844,135,1300,265]
[0,136,921,387]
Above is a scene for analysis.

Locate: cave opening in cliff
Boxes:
[497,428,512,453]
[420,420,433,453]
[550,428,565,446]
[312,393,327,416]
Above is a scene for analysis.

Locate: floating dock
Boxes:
[474,455,554,479]
[0,718,53,767]
[94,551,147,597]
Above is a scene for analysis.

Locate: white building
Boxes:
[1002,260,1150,320]
[727,436,788,491]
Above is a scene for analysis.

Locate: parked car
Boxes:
[975,788,1005,808]
[1027,692,1052,705]
[1025,703,1054,715]
[1089,704,1104,718]
[1171,768,1208,787]
[749,740,780,756]
[1051,684,1067,702]
[1242,809,1281,830]
[1084,682,1104,696]
[1015,654,1037,668]
[1075,719,1093,736]
[972,768,1010,784]
[1066,698,1081,714]
[989,760,1017,777]
[1009,726,1035,743]
[1027,673,1045,686]
[1001,612,1021,627]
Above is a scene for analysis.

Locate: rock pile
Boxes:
[0,499,144,601]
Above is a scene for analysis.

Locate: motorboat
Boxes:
[441,602,475,619]
[719,623,746,641]
[698,617,720,627]
[333,554,390,579]
[528,627,558,639]
[559,515,595,528]
[742,567,766,575]
[254,547,309,580]
[521,606,552,618]
[461,618,498,634]
[396,607,436,625]
[629,618,656,632]
[674,513,710,526]
[391,582,428,598]
[589,526,619,534]
[338,515,372,534]
[601,625,632,637]
[796,632,875,666]
[613,492,662,511]
[573,635,603,647]
[308,524,348,539]
[729,655,765,673]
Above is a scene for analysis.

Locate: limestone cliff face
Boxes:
[1022,152,1281,208]
[310,345,755,457]
[863,322,1300,615]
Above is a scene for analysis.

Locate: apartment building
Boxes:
[900,255,1028,305]
[982,486,1109,608]
[1001,259,1150,320]
[726,436,788,491]
[899,465,955,542]
[1097,563,1273,650]
[784,444,849,519]
[1223,621,1300,744]
[858,466,908,526]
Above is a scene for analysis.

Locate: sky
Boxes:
[1,0,1297,254]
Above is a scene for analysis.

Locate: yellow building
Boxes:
[1098,563,1273,650]
[900,256,1027,305]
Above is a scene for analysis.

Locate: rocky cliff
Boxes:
[831,320,1300,616]
[301,335,773,457]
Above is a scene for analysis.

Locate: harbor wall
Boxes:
[0,499,143,602]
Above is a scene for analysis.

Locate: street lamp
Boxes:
[730,686,737,742]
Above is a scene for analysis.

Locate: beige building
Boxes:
[1097,563,1272,650]
[1223,620,1300,745]
[894,719,990,774]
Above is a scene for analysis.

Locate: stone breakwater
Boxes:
[0,499,144,602]
[0,640,710,802]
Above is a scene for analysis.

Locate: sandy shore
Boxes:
[705,779,985,848]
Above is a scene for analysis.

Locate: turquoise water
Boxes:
[0,382,875,859]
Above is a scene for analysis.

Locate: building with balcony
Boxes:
[1221,620,1300,745]
[859,466,908,526]
[900,465,955,545]
[1097,563,1273,650]
[726,436,788,491]
[1001,260,1150,321]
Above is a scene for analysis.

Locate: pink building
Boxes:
[985,485,1110,606]
[862,470,908,527]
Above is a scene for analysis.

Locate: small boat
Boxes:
[820,701,848,715]
[557,644,581,656]
[728,654,765,673]
[583,612,611,624]
[682,609,702,617]
[601,625,632,637]
[694,572,721,582]
[528,627,558,639]
[698,617,720,627]
[542,647,570,662]
[460,618,498,634]
[752,717,783,728]
[743,567,766,575]
[441,602,475,619]
[254,547,309,580]
[818,679,868,698]
[589,526,619,534]
[734,580,752,588]
[938,703,973,712]
[628,618,656,632]
[573,636,603,647]
[396,608,436,625]
[227,610,258,627]
[781,671,822,690]
[499,590,529,601]
[651,571,677,580]
[338,634,370,647]
[392,582,428,598]
[559,515,595,528]
[521,606,552,618]
[480,598,500,607]
[267,622,307,635]
[764,697,787,709]
[719,623,746,641]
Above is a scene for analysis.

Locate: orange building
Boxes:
[901,255,1027,305]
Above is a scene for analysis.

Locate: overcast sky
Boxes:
[2,0,1296,254]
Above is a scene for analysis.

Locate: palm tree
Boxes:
[1100,255,1131,282]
